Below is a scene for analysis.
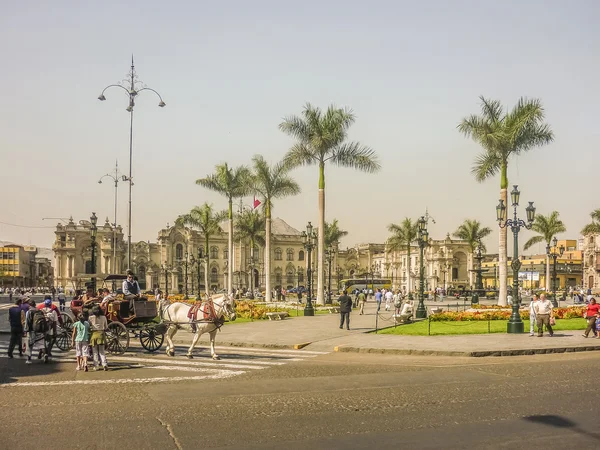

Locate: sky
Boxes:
[1,0,599,256]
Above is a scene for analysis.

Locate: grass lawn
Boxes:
[378,318,588,336]
[226,307,330,324]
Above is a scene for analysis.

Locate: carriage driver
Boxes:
[123,270,142,300]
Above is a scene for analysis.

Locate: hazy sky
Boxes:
[1,0,598,256]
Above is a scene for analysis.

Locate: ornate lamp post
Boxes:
[546,236,565,307]
[182,251,189,299]
[90,212,98,293]
[415,216,429,319]
[497,185,536,333]
[162,264,171,299]
[301,222,317,316]
[325,246,335,304]
[98,57,166,271]
[189,248,204,300]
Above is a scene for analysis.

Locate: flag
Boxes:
[253,196,261,209]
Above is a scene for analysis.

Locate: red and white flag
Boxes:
[253,196,261,209]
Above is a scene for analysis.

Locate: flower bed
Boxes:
[430,306,585,322]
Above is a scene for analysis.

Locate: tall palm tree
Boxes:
[458,97,554,305]
[251,155,301,302]
[324,219,348,248]
[280,103,380,305]
[387,218,418,293]
[524,211,566,291]
[176,203,226,295]
[196,163,251,295]
[452,219,492,286]
[234,209,266,297]
[581,209,600,235]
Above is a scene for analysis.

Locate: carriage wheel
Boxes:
[61,313,74,334]
[55,329,72,352]
[139,327,164,353]
[106,322,129,355]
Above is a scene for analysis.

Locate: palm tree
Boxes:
[452,219,492,286]
[196,163,251,295]
[523,211,566,291]
[234,209,266,298]
[280,103,380,305]
[251,155,301,302]
[324,219,348,248]
[458,97,554,305]
[176,203,226,296]
[581,209,600,235]
[387,218,418,294]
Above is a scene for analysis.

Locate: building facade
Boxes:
[582,233,600,290]
[0,245,39,288]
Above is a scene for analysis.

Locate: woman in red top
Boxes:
[583,298,600,338]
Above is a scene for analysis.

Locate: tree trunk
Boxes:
[228,199,233,295]
[498,167,508,306]
[265,215,272,302]
[317,162,325,305]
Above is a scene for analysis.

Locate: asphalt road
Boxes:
[1,335,599,450]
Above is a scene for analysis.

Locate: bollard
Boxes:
[428,316,431,336]
[375,311,379,334]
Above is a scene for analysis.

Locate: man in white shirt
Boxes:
[384,290,394,311]
[533,294,554,337]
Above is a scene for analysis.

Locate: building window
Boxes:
[223,248,229,261]
[286,268,294,286]
[211,267,218,283]
[275,269,282,286]
[176,244,183,260]
[298,270,304,284]
[252,246,260,259]
[298,250,304,261]
[286,249,294,261]
[275,248,282,261]
[211,246,219,260]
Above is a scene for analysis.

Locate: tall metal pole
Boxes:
[127,106,133,270]
[113,162,118,273]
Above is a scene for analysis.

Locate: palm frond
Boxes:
[523,235,544,251]
[283,143,318,169]
[582,223,600,235]
[331,142,380,173]
[471,151,501,182]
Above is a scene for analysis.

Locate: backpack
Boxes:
[31,309,49,333]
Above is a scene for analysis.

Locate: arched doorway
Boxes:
[253,268,259,290]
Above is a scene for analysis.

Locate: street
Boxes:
[1,335,599,450]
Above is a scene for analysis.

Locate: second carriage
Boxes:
[69,274,166,355]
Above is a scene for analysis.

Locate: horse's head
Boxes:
[214,293,237,321]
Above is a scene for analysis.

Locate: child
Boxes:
[71,313,90,371]
[89,306,108,371]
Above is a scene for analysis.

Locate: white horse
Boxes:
[159,294,236,360]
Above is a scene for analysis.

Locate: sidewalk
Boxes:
[2,300,598,357]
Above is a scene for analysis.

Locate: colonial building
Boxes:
[582,233,600,290]
[0,244,38,288]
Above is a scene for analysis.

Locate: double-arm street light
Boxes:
[325,246,336,304]
[190,248,204,300]
[179,251,190,300]
[546,236,565,307]
[98,56,166,271]
[301,222,317,316]
[415,216,429,319]
[497,185,536,334]
[162,264,171,299]
[90,212,98,293]
[98,160,125,274]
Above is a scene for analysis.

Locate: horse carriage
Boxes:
[69,274,167,355]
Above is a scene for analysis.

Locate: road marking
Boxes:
[108,355,269,370]
[0,373,239,388]
[146,365,245,375]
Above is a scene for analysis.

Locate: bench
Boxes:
[326,307,340,314]
[266,312,289,321]
[430,307,444,314]
[393,313,413,324]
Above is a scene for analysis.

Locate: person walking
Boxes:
[7,298,25,358]
[89,306,109,371]
[528,294,539,337]
[384,289,393,311]
[357,290,367,315]
[57,290,66,312]
[534,294,554,337]
[338,290,352,330]
[375,289,383,312]
[71,313,90,371]
[582,298,600,338]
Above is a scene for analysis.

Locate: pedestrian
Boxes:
[24,299,39,364]
[7,298,25,358]
[384,289,393,311]
[88,306,108,371]
[528,294,539,337]
[71,313,90,371]
[587,288,593,303]
[375,289,383,312]
[582,298,600,338]
[338,290,352,330]
[358,290,366,315]
[534,294,554,337]
[57,290,66,312]
[41,298,59,357]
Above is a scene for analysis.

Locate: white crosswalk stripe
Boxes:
[0,340,327,387]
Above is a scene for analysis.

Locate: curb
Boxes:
[334,345,600,357]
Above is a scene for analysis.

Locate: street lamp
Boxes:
[546,236,565,307]
[98,160,125,274]
[497,185,536,333]
[182,251,189,299]
[415,216,429,319]
[301,222,317,316]
[325,246,336,304]
[90,212,98,293]
[162,264,171,299]
[98,56,166,271]
[190,248,203,300]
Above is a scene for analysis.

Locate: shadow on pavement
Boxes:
[524,415,600,442]
[0,357,62,384]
